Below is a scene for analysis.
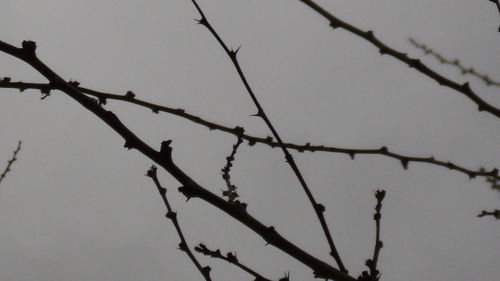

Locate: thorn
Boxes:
[400,158,409,170]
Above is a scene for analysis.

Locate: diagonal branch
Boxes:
[298,0,500,119]
[146,166,212,281]
[0,39,356,281]
[408,38,500,87]
[1,79,498,182]
[0,141,22,184]
[359,190,386,281]
[189,0,347,272]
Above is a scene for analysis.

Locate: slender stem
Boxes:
[0,141,22,184]
[195,243,273,281]
[189,0,347,272]
[1,80,498,182]
[147,166,212,281]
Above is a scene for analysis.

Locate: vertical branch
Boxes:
[146,166,212,281]
[189,0,347,272]
[221,127,244,202]
[0,141,22,184]
[359,190,386,281]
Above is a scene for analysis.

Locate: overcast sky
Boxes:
[0,1,499,281]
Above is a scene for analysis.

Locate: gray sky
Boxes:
[1,1,499,281]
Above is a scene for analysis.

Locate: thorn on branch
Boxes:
[400,158,409,170]
[196,17,208,26]
[229,46,241,59]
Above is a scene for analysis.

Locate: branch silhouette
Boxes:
[146,166,212,281]
[298,0,500,119]
[0,39,357,281]
[189,0,347,271]
[194,243,274,281]
[0,141,21,184]
[409,38,500,87]
[1,79,498,182]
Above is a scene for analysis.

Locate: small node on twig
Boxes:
[165,211,177,220]
[329,20,340,29]
[408,59,420,68]
[21,40,37,55]
[160,139,173,158]
[146,165,157,178]
[365,30,374,39]
[195,17,208,26]
[178,241,188,252]
[125,90,135,99]
[201,266,211,276]
[315,203,325,213]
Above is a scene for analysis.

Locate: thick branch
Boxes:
[0,39,356,281]
[298,0,500,119]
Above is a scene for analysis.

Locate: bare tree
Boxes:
[0,1,498,281]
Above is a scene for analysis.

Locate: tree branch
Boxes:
[408,38,500,87]
[1,79,498,182]
[195,243,273,281]
[0,141,22,184]
[146,166,212,281]
[0,39,356,281]
[189,0,348,272]
[298,0,500,119]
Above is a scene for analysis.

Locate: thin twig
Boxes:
[195,243,274,281]
[477,209,500,219]
[189,0,347,272]
[298,0,500,119]
[359,190,386,281]
[0,141,22,184]
[146,166,212,281]
[0,39,356,281]
[221,130,244,202]
[1,79,498,182]
[409,38,500,87]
